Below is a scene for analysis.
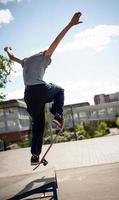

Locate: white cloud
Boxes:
[6,88,24,100]
[0,0,22,3]
[0,0,14,3]
[57,79,119,105]
[57,25,119,52]
[17,0,22,2]
[5,79,119,105]
[10,62,22,77]
[32,49,41,55]
[32,47,48,55]
[0,9,13,24]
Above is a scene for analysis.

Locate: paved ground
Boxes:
[1,135,119,177]
[57,162,119,200]
[0,135,119,199]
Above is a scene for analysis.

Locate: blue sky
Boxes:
[0,0,119,105]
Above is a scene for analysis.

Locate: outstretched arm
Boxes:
[4,47,22,64]
[45,12,82,57]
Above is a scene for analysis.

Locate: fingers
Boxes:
[77,12,82,16]
[79,21,83,24]
[4,47,8,52]
[74,12,82,17]
[70,11,83,26]
[4,46,12,52]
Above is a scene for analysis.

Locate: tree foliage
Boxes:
[0,55,13,101]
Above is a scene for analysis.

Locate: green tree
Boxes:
[0,55,13,101]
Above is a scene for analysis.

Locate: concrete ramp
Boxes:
[0,169,58,200]
[57,163,119,200]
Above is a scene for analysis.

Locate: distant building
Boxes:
[1,96,119,141]
[64,101,119,129]
[0,100,31,142]
[94,92,119,105]
[64,102,90,109]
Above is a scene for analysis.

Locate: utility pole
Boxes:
[70,106,77,140]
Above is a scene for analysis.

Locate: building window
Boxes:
[7,120,17,128]
[0,109,4,116]
[107,107,114,114]
[79,112,87,118]
[19,119,30,129]
[91,110,97,116]
[73,113,78,119]
[98,109,106,115]
[0,121,5,129]
[19,114,29,120]
[5,108,16,116]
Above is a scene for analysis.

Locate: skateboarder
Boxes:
[4,12,82,165]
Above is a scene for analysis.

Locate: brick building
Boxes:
[94,92,119,105]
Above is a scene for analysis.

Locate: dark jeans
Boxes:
[24,83,64,156]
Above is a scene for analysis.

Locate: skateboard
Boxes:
[33,127,63,171]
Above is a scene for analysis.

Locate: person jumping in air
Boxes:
[4,12,82,165]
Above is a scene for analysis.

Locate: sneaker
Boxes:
[53,113,64,129]
[31,155,39,165]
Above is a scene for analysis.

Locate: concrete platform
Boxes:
[0,135,119,199]
[57,162,119,200]
[0,162,119,200]
[0,169,58,200]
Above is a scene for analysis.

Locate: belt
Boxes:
[25,85,32,90]
[25,83,45,90]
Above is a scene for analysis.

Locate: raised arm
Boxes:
[45,12,82,57]
[4,47,22,64]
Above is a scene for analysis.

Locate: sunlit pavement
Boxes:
[0,135,119,199]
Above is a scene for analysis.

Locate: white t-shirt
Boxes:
[22,52,51,86]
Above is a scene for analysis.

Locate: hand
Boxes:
[4,46,12,52]
[4,46,14,58]
[69,12,83,26]
[4,47,9,52]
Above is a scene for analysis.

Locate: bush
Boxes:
[116,117,119,128]
[76,124,86,140]
[18,140,31,148]
[64,131,75,141]
[43,136,52,144]
[95,121,109,137]
[57,135,68,143]
[78,121,110,139]
[83,121,99,138]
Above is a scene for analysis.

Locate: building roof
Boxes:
[0,99,27,109]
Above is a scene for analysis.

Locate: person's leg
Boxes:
[45,83,64,116]
[45,83,64,128]
[31,109,45,156]
[24,86,45,164]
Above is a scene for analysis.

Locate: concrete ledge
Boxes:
[0,169,58,200]
[57,162,119,200]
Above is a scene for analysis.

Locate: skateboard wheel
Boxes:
[42,159,48,166]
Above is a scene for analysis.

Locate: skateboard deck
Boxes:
[33,128,63,170]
